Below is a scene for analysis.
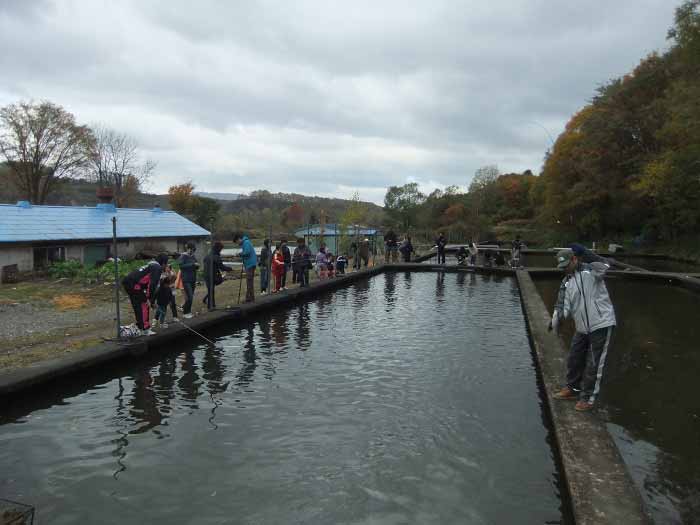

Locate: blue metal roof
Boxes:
[0,202,210,243]
[294,223,379,236]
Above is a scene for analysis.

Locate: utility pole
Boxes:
[112,216,121,340]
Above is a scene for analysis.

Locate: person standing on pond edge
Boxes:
[549,244,616,412]
[436,232,447,264]
[234,232,257,303]
[399,236,413,262]
[384,230,398,263]
[259,239,271,295]
[122,253,168,336]
[292,237,311,287]
[281,239,291,290]
[203,241,232,309]
[358,238,370,267]
[177,241,198,318]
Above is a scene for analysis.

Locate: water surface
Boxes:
[1,273,568,524]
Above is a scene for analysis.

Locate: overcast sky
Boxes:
[0,1,677,204]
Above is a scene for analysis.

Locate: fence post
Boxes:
[112,216,121,340]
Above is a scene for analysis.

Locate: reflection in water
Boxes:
[0,273,567,525]
[436,272,445,303]
[384,271,397,308]
[178,351,201,407]
[111,378,128,480]
[129,370,163,435]
[296,303,311,351]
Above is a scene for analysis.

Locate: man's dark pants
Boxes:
[245,267,256,302]
[183,281,196,314]
[566,326,615,403]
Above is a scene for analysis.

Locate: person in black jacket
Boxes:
[281,239,291,290]
[259,239,271,295]
[436,232,447,264]
[202,241,232,309]
[177,241,199,318]
[122,254,168,335]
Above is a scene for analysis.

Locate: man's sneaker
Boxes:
[261,290,267,295]
[184,313,194,319]
[575,400,594,412]
[161,322,168,329]
[553,387,577,400]
[141,329,156,336]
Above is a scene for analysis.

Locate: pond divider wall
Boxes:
[7,262,695,523]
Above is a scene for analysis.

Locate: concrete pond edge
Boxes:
[5,262,692,524]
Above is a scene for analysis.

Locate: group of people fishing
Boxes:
[382,230,415,262]
[120,233,378,336]
[428,232,525,268]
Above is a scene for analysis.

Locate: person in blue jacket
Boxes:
[234,232,258,303]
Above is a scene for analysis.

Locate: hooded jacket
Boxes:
[177,252,198,283]
[556,262,616,333]
[239,235,257,270]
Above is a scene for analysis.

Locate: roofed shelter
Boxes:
[294,224,382,256]
[0,201,209,274]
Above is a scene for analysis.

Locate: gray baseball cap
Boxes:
[556,249,573,269]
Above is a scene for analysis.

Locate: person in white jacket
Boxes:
[549,245,616,412]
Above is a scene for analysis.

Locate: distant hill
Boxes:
[196,192,243,201]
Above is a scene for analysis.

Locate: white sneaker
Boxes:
[161,322,168,329]
[141,329,156,336]
[152,320,159,328]
[184,313,194,319]
[261,291,267,295]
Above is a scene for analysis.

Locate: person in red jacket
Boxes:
[271,244,286,293]
[121,254,168,336]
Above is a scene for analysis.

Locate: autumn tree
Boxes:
[281,202,305,229]
[88,124,156,207]
[168,182,195,214]
[0,100,93,204]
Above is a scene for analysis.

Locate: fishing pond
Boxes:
[1,272,570,524]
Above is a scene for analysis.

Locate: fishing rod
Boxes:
[173,318,218,346]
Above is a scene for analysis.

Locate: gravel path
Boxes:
[0,301,120,339]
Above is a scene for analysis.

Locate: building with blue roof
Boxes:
[0,200,210,274]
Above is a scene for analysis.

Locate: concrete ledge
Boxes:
[516,270,650,525]
[0,266,383,397]
[527,267,700,293]
[384,262,516,276]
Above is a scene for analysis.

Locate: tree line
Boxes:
[384,1,700,247]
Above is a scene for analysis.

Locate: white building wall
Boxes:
[66,245,83,262]
[0,237,207,273]
[0,245,33,272]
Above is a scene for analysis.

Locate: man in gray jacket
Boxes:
[549,245,616,412]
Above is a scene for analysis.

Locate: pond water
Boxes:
[1,273,569,524]
[535,277,700,525]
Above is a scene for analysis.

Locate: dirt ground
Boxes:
[0,261,379,372]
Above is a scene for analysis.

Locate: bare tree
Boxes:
[0,100,94,204]
[89,124,156,206]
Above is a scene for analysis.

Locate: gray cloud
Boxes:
[0,0,677,203]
